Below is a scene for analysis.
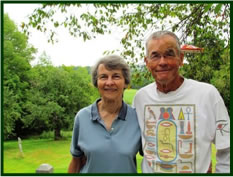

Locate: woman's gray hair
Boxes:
[91,55,130,88]
[145,31,181,56]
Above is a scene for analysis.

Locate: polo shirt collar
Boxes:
[91,98,127,121]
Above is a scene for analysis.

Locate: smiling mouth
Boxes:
[156,70,170,73]
[156,69,170,73]
[104,88,117,91]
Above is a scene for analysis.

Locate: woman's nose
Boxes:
[106,77,114,85]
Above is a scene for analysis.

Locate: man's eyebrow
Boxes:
[166,48,176,52]
[164,48,176,54]
[150,51,159,55]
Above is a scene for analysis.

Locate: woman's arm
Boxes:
[68,157,82,173]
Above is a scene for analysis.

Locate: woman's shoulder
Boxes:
[125,103,137,116]
[74,104,92,121]
[126,103,135,110]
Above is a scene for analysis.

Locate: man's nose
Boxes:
[158,55,168,65]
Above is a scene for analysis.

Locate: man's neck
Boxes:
[156,76,184,93]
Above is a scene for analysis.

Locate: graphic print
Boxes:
[216,120,230,136]
[144,105,196,173]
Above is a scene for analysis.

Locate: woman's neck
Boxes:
[97,99,122,131]
[98,99,122,114]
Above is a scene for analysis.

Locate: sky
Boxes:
[4,3,124,67]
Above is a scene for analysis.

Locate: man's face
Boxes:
[145,35,184,87]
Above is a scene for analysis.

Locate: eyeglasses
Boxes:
[149,49,177,61]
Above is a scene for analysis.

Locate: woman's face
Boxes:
[97,64,126,101]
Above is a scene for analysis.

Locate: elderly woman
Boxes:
[68,55,142,173]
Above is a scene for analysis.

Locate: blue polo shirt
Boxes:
[70,99,141,173]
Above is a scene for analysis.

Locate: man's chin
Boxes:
[155,78,169,85]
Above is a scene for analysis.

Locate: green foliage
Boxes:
[4,3,230,139]
[3,14,36,139]
[130,65,154,89]
[123,89,137,105]
[3,14,99,140]
[23,3,229,58]
[39,131,55,139]
[180,32,230,113]
[22,3,230,112]
[36,130,72,140]
[210,47,230,115]
[24,63,99,140]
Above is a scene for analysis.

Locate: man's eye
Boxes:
[151,53,160,59]
[165,50,175,57]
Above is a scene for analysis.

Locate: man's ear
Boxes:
[144,56,149,66]
[144,57,151,71]
[179,52,184,66]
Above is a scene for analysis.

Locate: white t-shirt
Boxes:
[133,78,230,173]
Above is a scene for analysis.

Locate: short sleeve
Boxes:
[70,113,84,157]
[214,94,230,150]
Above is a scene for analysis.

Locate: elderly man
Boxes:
[133,31,230,173]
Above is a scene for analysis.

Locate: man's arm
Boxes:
[215,147,230,173]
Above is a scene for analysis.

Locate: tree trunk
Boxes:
[54,115,62,140]
[54,128,62,140]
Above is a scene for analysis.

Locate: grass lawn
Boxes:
[3,139,71,173]
[3,138,143,173]
[123,88,138,105]
[3,89,217,173]
[2,138,216,173]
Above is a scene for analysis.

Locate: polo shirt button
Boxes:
[105,135,110,139]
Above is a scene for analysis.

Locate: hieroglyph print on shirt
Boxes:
[144,105,196,173]
[216,120,230,136]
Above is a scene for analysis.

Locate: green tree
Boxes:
[3,14,36,139]
[180,31,225,81]
[179,27,230,113]
[210,47,230,115]
[3,14,100,140]
[22,3,229,58]
[22,3,229,113]
[24,55,98,140]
